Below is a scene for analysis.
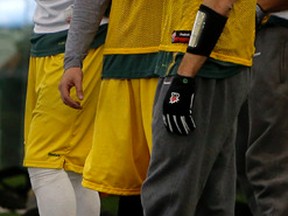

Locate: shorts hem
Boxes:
[82,179,141,196]
[23,160,83,174]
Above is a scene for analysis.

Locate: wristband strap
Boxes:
[187,4,228,57]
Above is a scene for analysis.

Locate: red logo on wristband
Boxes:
[169,92,180,104]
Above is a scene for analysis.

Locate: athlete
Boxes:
[236,1,288,215]
[58,0,163,215]
[23,0,108,215]
[141,0,256,215]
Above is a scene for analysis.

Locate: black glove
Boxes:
[162,74,196,135]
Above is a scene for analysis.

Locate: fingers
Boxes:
[58,68,83,109]
[58,81,82,109]
[74,79,84,101]
[163,114,196,135]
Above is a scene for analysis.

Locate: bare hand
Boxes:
[58,67,84,109]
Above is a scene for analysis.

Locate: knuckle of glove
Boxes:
[163,76,194,114]
[162,74,196,135]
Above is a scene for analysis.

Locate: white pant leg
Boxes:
[28,168,76,216]
[67,171,101,216]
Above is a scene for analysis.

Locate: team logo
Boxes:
[171,30,191,43]
[48,152,61,157]
[169,92,180,104]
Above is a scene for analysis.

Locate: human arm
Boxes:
[177,0,237,78]
[163,0,238,135]
[257,0,288,13]
[256,0,288,29]
[59,0,111,109]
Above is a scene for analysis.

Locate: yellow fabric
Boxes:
[82,78,158,195]
[160,0,256,66]
[23,47,104,174]
[103,0,163,55]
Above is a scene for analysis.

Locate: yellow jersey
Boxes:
[103,0,163,55]
[161,0,256,66]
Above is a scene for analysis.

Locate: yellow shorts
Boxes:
[82,78,158,195]
[23,46,104,174]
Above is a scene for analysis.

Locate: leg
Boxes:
[195,122,237,216]
[246,24,288,216]
[142,71,249,216]
[82,79,155,195]
[28,168,76,216]
[235,101,260,215]
[67,171,101,216]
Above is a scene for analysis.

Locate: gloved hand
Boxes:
[162,74,196,135]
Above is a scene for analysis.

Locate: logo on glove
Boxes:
[169,92,180,104]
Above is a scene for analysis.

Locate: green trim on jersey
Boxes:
[155,51,247,79]
[102,53,159,79]
[30,24,108,57]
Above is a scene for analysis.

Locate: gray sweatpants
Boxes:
[237,18,288,216]
[142,69,250,216]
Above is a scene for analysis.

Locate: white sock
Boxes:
[28,168,76,216]
[67,171,101,216]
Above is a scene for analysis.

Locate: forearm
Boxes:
[178,0,237,77]
[257,0,288,12]
[64,0,111,70]
[203,0,237,16]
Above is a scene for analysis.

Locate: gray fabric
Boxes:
[236,101,261,215]
[64,0,111,70]
[142,68,250,216]
[241,23,288,216]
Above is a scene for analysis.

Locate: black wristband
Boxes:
[186,4,228,57]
